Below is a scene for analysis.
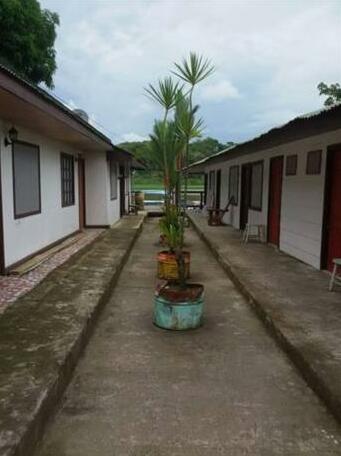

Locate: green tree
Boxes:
[119,136,232,167]
[318,82,341,107]
[0,0,59,88]
[189,137,233,163]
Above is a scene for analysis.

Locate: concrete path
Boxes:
[0,215,144,456]
[188,212,341,425]
[35,219,341,456]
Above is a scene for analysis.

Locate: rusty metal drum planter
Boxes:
[153,289,204,330]
[135,191,144,210]
[157,251,190,281]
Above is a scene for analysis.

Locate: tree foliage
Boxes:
[318,82,341,107]
[0,0,59,88]
[119,136,233,168]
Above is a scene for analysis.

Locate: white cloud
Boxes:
[200,80,240,102]
[40,0,341,142]
[120,132,148,143]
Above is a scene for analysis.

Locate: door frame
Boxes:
[204,173,208,205]
[0,143,5,274]
[119,164,125,217]
[215,169,221,209]
[78,157,86,230]
[321,144,341,269]
[240,163,251,230]
[267,155,284,246]
[208,170,215,207]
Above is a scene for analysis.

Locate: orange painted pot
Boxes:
[157,251,190,281]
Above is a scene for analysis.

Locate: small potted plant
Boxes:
[157,204,190,281]
[146,52,214,330]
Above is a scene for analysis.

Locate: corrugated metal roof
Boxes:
[188,102,341,170]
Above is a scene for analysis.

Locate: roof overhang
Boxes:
[0,66,112,152]
[107,145,146,170]
[188,103,341,171]
[131,158,146,170]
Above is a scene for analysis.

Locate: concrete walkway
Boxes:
[36,219,341,455]
[0,215,144,456]
[188,212,341,426]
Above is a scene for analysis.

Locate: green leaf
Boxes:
[144,77,183,112]
[172,52,214,87]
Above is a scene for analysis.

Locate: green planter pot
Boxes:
[153,289,204,330]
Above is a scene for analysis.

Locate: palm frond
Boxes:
[144,77,183,111]
[175,96,203,141]
[173,52,214,86]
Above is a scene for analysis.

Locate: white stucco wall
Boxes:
[0,120,131,269]
[204,128,341,269]
[0,123,80,268]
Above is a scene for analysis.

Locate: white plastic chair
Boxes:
[329,258,341,291]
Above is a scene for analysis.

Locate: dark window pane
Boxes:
[228,165,239,205]
[250,161,263,210]
[286,155,297,176]
[306,150,322,175]
[13,142,41,218]
[61,153,75,207]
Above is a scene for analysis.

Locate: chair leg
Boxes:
[243,224,249,243]
[329,263,337,291]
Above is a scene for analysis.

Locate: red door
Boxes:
[326,150,341,271]
[268,156,283,246]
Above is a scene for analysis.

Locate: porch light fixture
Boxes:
[4,127,18,147]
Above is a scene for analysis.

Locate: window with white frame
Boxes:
[110,160,118,200]
[13,141,41,219]
[250,161,263,211]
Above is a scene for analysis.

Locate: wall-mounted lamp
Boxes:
[4,127,18,147]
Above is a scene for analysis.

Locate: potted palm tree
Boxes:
[146,82,190,281]
[147,53,214,330]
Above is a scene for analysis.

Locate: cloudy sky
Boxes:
[40,0,341,145]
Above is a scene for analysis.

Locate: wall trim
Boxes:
[85,224,110,229]
[0,136,5,273]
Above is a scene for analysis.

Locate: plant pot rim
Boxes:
[157,250,190,256]
[156,282,204,303]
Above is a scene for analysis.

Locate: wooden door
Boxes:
[215,170,221,209]
[268,156,283,246]
[240,164,251,230]
[119,165,125,217]
[325,150,341,271]
[78,158,86,229]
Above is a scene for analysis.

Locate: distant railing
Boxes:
[135,189,205,209]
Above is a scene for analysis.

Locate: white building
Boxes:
[189,104,341,271]
[0,64,135,273]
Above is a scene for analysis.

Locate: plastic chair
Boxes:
[329,258,341,291]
